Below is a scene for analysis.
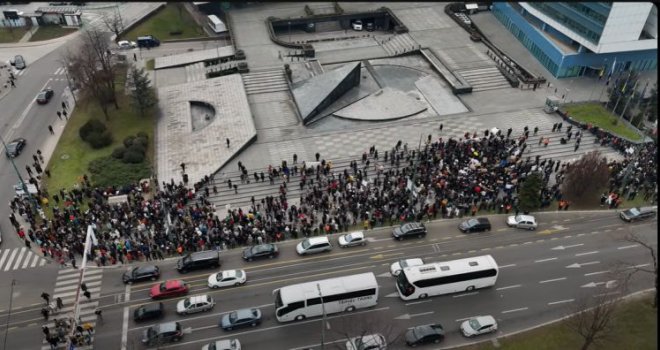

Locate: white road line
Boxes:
[3,249,18,271]
[617,244,639,250]
[535,257,557,263]
[30,254,41,267]
[12,248,27,270]
[584,270,609,276]
[575,251,598,256]
[0,250,10,268]
[496,284,521,291]
[121,283,131,350]
[502,307,528,314]
[539,277,567,284]
[39,258,47,266]
[405,300,432,306]
[499,263,516,268]
[453,292,478,298]
[548,299,574,305]
[21,251,34,269]
[54,280,102,293]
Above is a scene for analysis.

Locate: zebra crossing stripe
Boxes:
[21,250,34,269]
[3,249,18,271]
[12,248,27,270]
[54,280,102,293]
[0,250,10,268]
[30,254,41,267]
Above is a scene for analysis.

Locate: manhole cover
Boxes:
[61,154,70,160]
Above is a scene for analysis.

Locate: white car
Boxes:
[460,315,498,337]
[296,236,332,255]
[338,231,367,248]
[207,269,247,289]
[117,40,137,49]
[506,214,538,230]
[352,20,363,31]
[201,339,241,350]
[176,295,215,315]
[390,258,424,276]
[346,333,386,350]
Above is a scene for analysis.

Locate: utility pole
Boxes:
[317,283,326,350]
[3,279,16,349]
[65,226,97,350]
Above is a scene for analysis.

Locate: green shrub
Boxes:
[111,146,126,159]
[123,135,136,148]
[128,143,146,156]
[87,130,113,149]
[88,156,151,187]
[136,131,149,140]
[123,149,145,163]
[134,136,149,148]
[79,119,107,141]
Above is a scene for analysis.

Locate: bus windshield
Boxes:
[274,289,283,308]
[396,272,415,297]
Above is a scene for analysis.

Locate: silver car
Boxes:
[176,295,215,315]
[506,215,538,230]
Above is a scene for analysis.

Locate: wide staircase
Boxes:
[241,67,289,95]
[455,66,511,92]
[201,124,624,211]
[185,62,207,82]
[379,33,419,56]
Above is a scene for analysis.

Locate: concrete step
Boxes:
[463,76,509,85]
[185,62,206,82]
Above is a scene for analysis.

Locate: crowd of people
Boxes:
[6,125,657,268]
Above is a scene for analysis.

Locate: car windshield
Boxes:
[228,311,238,322]
[301,239,311,249]
[346,234,355,241]
[6,143,16,152]
[629,208,640,215]
[215,273,224,280]
[208,343,216,350]
[514,215,524,222]
[235,270,243,278]
[183,299,191,308]
[467,219,478,226]
[468,319,481,330]
[159,283,167,291]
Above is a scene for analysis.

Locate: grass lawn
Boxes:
[28,26,78,42]
[564,103,642,141]
[0,27,29,43]
[145,58,155,70]
[121,3,207,41]
[43,63,155,198]
[455,293,657,350]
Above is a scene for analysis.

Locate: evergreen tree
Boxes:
[518,172,543,213]
[128,67,157,117]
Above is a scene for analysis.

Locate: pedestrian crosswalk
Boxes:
[40,268,104,350]
[0,247,47,272]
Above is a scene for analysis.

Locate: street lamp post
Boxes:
[65,225,97,350]
[3,279,16,349]
[64,67,77,104]
[317,284,326,350]
[288,21,291,42]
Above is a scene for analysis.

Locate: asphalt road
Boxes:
[1,211,652,350]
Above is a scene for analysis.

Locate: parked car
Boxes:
[506,215,538,230]
[460,315,497,337]
[242,243,278,261]
[619,207,656,222]
[176,295,215,315]
[5,138,26,158]
[136,35,160,48]
[351,20,363,31]
[405,323,445,346]
[176,250,220,273]
[36,88,54,104]
[346,333,386,350]
[122,265,160,284]
[365,22,375,31]
[390,258,424,276]
[149,280,189,300]
[207,269,247,289]
[392,222,427,240]
[117,40,137,49]
[338,231,367,247]
[11,55,26,70]
[296,236,332,255]
[142,321,183,345]
[133,302,164,322]
[459,218,491,233]
[201,339,242,350]
[219,308,262,331]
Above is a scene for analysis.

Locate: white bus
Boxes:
[396,255,498,300]
[273,272,378,322]
[207,14,227,34]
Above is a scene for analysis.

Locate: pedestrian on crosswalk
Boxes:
[41,292,51,304]
[41,307,50,320]
[95,308,104,324]
[56,297,64,310]
[42,325,50,337]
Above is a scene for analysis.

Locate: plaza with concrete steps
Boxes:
[241,68,289,95]
[456,66,511,92]
[378,33,419,56]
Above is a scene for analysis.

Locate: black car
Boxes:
[393,222,427,240]
[220,308,262,331]
[142,321,183,345]
[36,88,54,104]
[123,265,160,284]
[5,138,26,158]
[405,324,445,347]
[242,244,279,261]
[620,207,656,222]
[458,218,492,233]
[133,302,164,322]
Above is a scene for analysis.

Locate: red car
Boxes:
[149,280,189,300]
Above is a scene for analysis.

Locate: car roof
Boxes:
[157,321,179,332]
[474,315,496,325]
[305,236,329,244]
[137,265,157,272]
[188,295,210,304]
[347,231,364,238]
[413,324,443,336]
[222,269,241,278]
[400,258,424,266]
[517,215,535,221]
[139,302,163,311]
[165,280,182,288]
[235,308,256,318]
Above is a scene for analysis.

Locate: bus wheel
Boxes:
[466,286,475,291]
[345,306,356,312]
[419,293,428,299]
[295,315,306,321]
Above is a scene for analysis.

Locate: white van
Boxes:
[296,236,332,255]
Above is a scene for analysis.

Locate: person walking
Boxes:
[533,126,539,135]
[56,111,62,120]
[62,110,68,120]
[94,308,104,324]
[61,101,67,111]
[26,165,33,177]
[552,123,557,132]
[41,292,50,304]
[48,125,54,135]
[226,138,230,148]
[56,297,64,310]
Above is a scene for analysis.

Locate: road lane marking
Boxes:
[535,257,557,263]
[453,292,478,298]
[584,270,609,276]
[617,244,639,250]
[405,300,432,306]
[575,251,598,256]
[502,307,528,314]
[496,284,521,291]
[499,264,516,268]
[121,283,131,350]
[548,299,574,305]
[3,249,18,271]
[539,277,567,284]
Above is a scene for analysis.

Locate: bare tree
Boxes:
[561,150,609,206]
[101,10,124,39]
[329,311,402,349]
[622,229,658,308]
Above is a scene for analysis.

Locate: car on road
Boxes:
[346,333,387,350]
[176,295,215,315]
[36,88,54,104]
[460,315,497,337]
[122,265,160,284]
[338,231,367,248]
[296,236,332,255]
[365,22,375,31]
[219,308,262,331]
[506,214,538,230]
[390,258,425,276]
[619,207,656,222]
[242,243,278,261]
[392,222,427,240]
[133,302,164,322]
[201,339,242,350]
[10,55,26,69]
[142,321,183,345]
[208,269,247,289]
[351,20,363,31]
[458,217,492,233]
[5,138,26,158]
[405,323,445,346]
[149,279,189,300]
[117,40,137,49]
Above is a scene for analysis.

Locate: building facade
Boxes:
[492,2,657,78]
